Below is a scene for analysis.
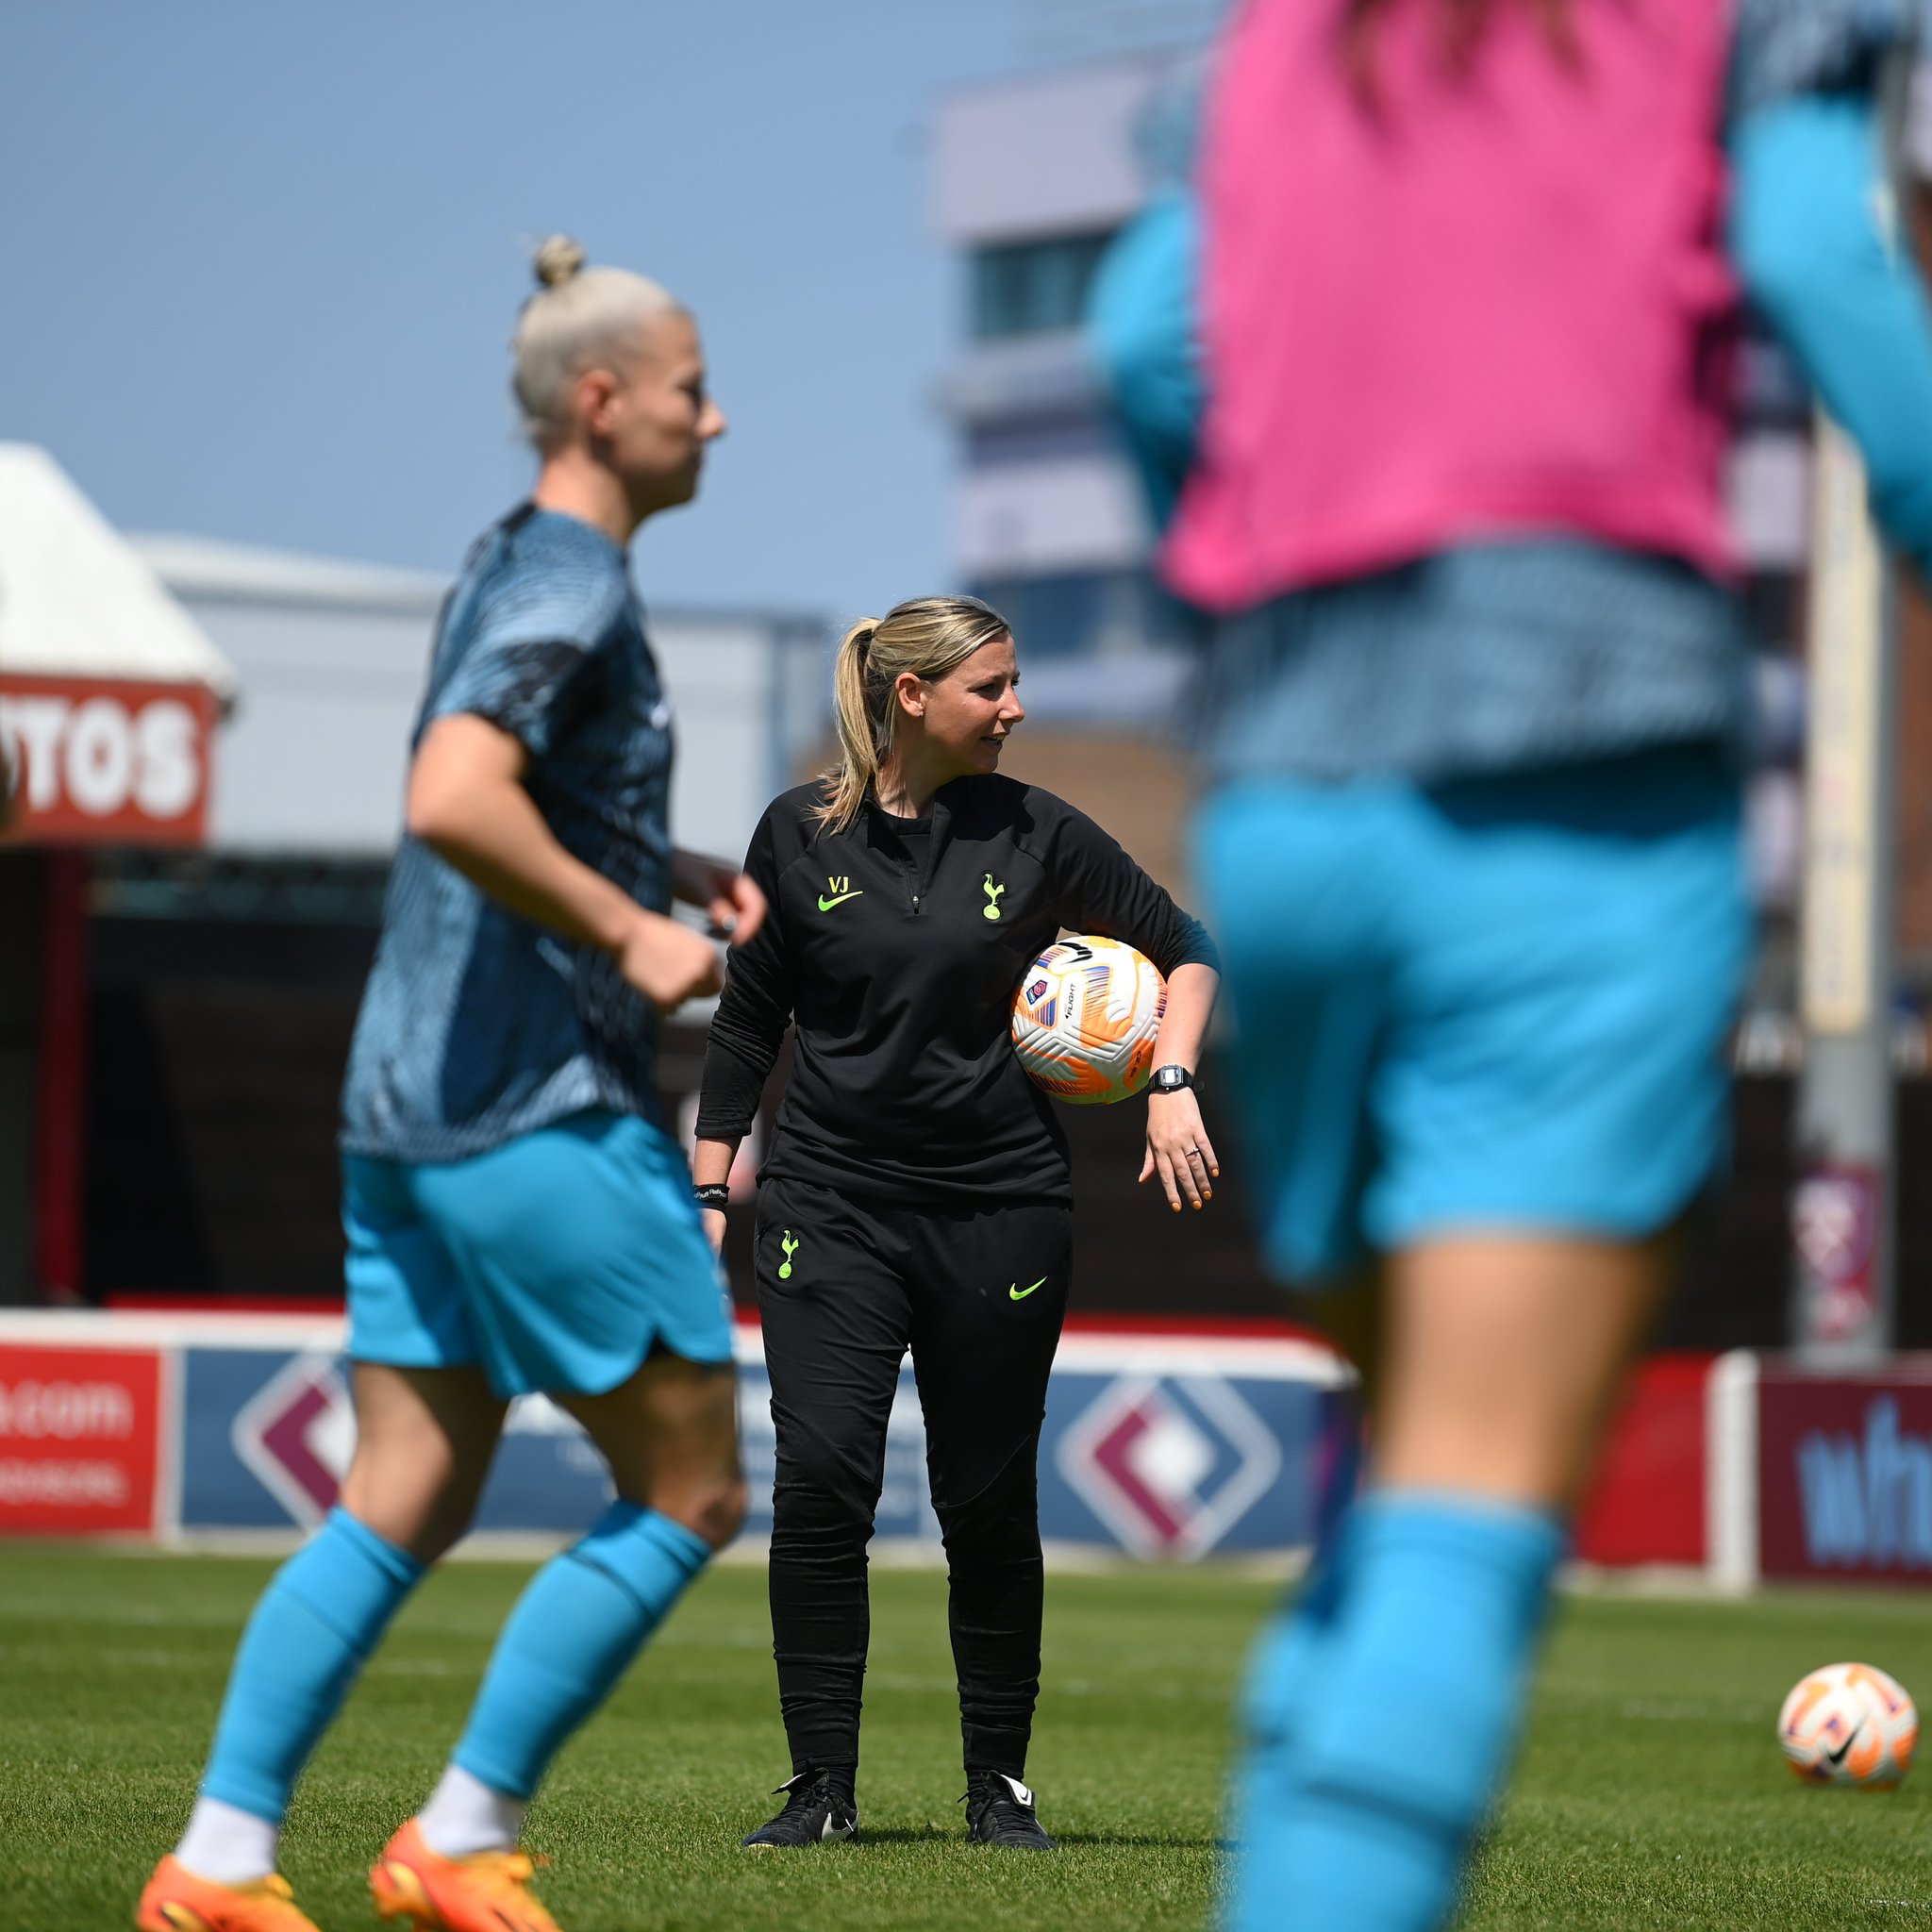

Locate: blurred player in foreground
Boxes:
[1135,1,1932,1924]
[138,237,760,1932]
[691,595,1220,1849]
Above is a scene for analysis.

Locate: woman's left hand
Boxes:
[1140,1089,1219,1212]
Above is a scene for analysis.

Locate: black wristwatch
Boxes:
[1149,1065,1196,1096]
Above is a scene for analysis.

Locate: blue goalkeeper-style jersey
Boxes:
[341,504,675,1162]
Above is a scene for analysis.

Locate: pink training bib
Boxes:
[1163,0,1739,612]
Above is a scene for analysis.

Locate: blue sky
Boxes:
[0,2,1084,624]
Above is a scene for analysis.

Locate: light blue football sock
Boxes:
[1227,1520,1351,1898]
[453,1503,711,1800]
[1230,1389,1363,1790]
[201,1507,425,1822]
[1227,1491,1564,1932]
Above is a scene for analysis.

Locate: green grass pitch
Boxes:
[8,1548,1932,1930]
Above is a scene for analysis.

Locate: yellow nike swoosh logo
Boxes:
[1009,1277,1047,1301]
[817,891,865,910]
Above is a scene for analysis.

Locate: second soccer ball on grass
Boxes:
[1778,1662,1918,1788]
[1011,935,1166,1104]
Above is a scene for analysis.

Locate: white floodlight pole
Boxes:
[1790,52,1914,1364]
[1792,413,1899,1363]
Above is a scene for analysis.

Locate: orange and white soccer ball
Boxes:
[1777,1662,1918,1788]
[1010,935,1167,1105]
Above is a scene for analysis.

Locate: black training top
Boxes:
[695,774,1221,1207]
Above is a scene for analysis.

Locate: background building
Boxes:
[934,59,1193,691]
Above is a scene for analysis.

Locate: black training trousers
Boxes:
[753,1174,1072,1780]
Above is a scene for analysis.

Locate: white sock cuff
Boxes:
[175,1795,280,1887]
[416,1761,527,1859]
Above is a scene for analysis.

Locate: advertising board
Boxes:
[1757,1363,1932,1582]
[25,1318,1911,1589]
[1573,1354,1709,1568]
[0,676,216,846]
[176,1330,1349,1557]
[0,1343,165,1535]
[0,1316,1740,1574]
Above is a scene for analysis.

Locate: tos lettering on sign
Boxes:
[0,675,216,846]
[0,1346,164,1535]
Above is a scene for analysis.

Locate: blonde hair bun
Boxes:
[532,234,588,289]
[511,244,682,451]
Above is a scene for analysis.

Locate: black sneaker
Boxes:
[963,1770,1056,1850]
[741,1768,859,1847]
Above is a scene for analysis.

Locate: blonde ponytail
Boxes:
[813,595,1011,834]
[820,619,886,834]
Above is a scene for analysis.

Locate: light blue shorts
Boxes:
[1191,746,1752,1286]
[343,1109,732,1399]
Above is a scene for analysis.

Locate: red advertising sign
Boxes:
[0,675,215,846]
[1574,1354,1710,1568]
[1758,1363,1932,1583]
[0,1345,163,1535]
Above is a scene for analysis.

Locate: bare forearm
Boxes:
[693,1132,740,1255]
[692,1135,740,1189]
[1152,962,1219,1071]
[414,776,639,951]
[1142,962,1222,1210]
[406,712,724,1016]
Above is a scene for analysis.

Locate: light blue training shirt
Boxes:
[341,505,676,1163]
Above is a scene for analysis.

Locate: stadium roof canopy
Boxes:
[129,531,449,616]
[0,442,237,700]
[0,442,239,846]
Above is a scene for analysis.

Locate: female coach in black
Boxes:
[692,594,1220,1850]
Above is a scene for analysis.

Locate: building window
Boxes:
[971,231,1116,340]
[972,569,1196,658]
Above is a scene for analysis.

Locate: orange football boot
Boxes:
[135,1855,324,1932]
[368,1819,560,1932]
